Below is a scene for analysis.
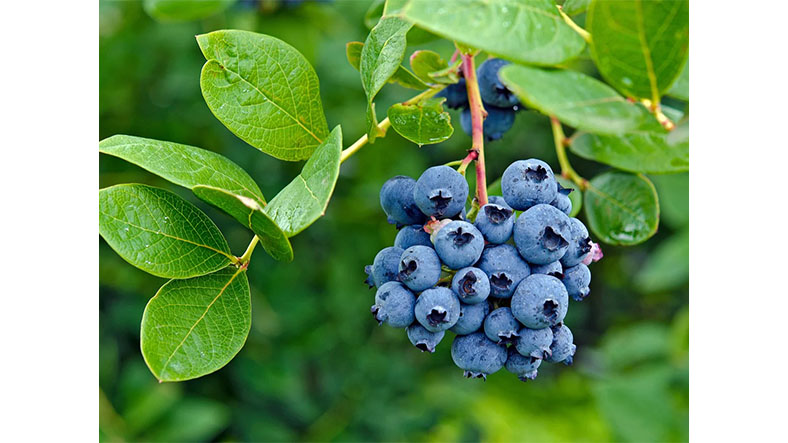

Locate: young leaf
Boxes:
[500,65,649,134]
[586,0,689,101]
[143,0,236,22]
[667,61,689,101]
[561,0,589,15]
[141,266,251,382]
[197,30,329,161]
[387,97,453,146]
[347,42,427,90]
[584,171,659,245]
[360,17,413,141]
[264,126,342,236]
[398,0,585,66]
[409,50,453,84]
[556,176,582,218]
[99,184,234,279]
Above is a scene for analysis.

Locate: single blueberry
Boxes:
[513,204,573,265]
[436,78,468,109]
[474,203,515,244]
[398,245,442,292]
[394,224,432,249]
[546,324,576,365]
[364,246,405,288]
[550,182,573,215]
[371,281,416,328]
[406,324,445,353]
[560,218,593,267]
[450,267,490,304]
[488,195,512,210]
[511,274,569,329]
[477,58,519,108]
[476,244,531,299]
[502,159,558,210]
[530,261,563,279]
[450,301,491,335]
[460,105,516,141]
[433,220,485,269]
[505,347,542,382]
[515,326,553,360]
[380,175,427,227]
[414,287,461,332]
[562,263,591,301]
[451,332,508,380]
[483,307,521,345]
[413,165,469,218]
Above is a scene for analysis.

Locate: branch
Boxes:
[461,53,488,207]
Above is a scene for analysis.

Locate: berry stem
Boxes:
[456,149,478,175]
[640,98,676,131]
[551,116,588,190]
[461,52,489,207]
[556,5,592,43]
[238,235,259,264]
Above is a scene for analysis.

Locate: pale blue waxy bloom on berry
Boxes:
[451,332,508,380]
[394,224,431,250]
[530,260,563,279]
[563,263,591,301]
[505,347,541,382]
[477,58,520,108]
[515,326,553,360]
[483,307,521,345]
[476,244,530,299]
[502,159,558,210]
[511,274,569,329]
[406,324,445,353]
[433,220,485,269]
[560,218,593,267]
[450,301,490,335]
[364,246,404,288]
[451,267,490,304]
[379,175,426,227]
[414,287,461,332]
[436,78,468,109]
[550,182,573,215]
[371,281,416,328]
[474,203,515,244]
[460,105,516,141]
[413,165,468,218]
[513,204,573,265]
[398,245,441,292]
[546,324,576,365]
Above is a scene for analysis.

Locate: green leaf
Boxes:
[584,171,659,245]
[634,228,689,293]
[667,60,689,101]
[387,97,453,146]
[398,0,585,66]
[99,184,234,279]
[586,0,689,101]
[650,173,688,229]
[143,0,236,22]
[409,50,453,84]
[561,0,589,15]
[500,64,649,134]
[364,0,386,28]
[197,30,329,161]
[347,42,427,90]
[141,266,250,382]
[556,176,582,217]
[570,120,689,174]
[361,17,413,141]
[265,126,342,236]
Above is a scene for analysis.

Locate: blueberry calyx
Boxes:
[524,165,549,182]
[428,189,452,213]
[370,305,384,325]
[459,273,478,296]
[490,272,513,290]
[542,226,569,251]
[496,331,520,346]
[427,307,448,326]
[484,204,513,224]
[449,227,476,247]
[399,259,418,278]
[578,236,593,256]
[543,299,559,323]
[463,370,488,380]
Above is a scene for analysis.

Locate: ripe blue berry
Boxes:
[450,301,490,335]
[451,332,507,380]
[546,324,576,365]
[371,281,416,328]
[460,105,516,141]
[394,224,431,249]
[502,159,558,210]
[505,347,541,382]
[483,307,521,345]
[476,244,531,299]
[398,245,442,292]
[560,218,593,267]
[433,221,485,269]
[413,165,469,218]
[451,267,490,304]
[511,274,569,329]
[530,261,563,279]
[513,204,572,265]
[474,203,515,244]
[488,195,512,210]
[436,78,468,109]
[515,326,553,360]
[562,263,591,301]
[380,175,426,227]
[407,324,445,353]
[477,58,519,108]
[415,287,461,332]
[550,182,573,215]
[364,246,404,288]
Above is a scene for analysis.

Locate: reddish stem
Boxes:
[461,53,488,206]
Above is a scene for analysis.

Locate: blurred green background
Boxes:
[99,1,688,441]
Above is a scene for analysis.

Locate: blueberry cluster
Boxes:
[365,160,598,381]
[438,58,521,141]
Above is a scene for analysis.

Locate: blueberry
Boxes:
[433,221,485,269]
[460,106,516,141]
[505,347,542,382]
[515,326,553,360]
[562,263,591,301]
[530,261,563,279]
[511,274,569,329]
[436,78,468,109]
[476,244,531,299]
[371,282,416,328]
[394,224,431,249]
[414,287,461,332]
[477,58,519,108]
[483,307,521,345]
[450,267,490,304]
[451,332,507,380]
[413,165,469,219]
[406,324,445,353]
[501,159,558,210]
[398,245,441,292]
[560,218,593,267]
[487,195,512,210]
[550,182,573,215]
[546,324,576,365]
[380,175,426,227]
[474,203,515,244]
[450,301,490,335]
[513,204,572,265]
[364,246,404,288]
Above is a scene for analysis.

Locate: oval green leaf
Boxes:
[556,175,582,217]
[501,64,650,134]
[197,30,329,161]
[409,50,452,84]
[99,184,234,278]
[584,171,659,245]
[387,97,453,146]
[399,0,585,66]
[586,0,689,101]
[347,42,427,90]
[264,126,342,236]
[667,61,689,101]
[143,0,236,22]
[141,266,250,382]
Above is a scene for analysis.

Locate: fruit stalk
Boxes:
[461,53,489,206]
[550,116,588,190]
